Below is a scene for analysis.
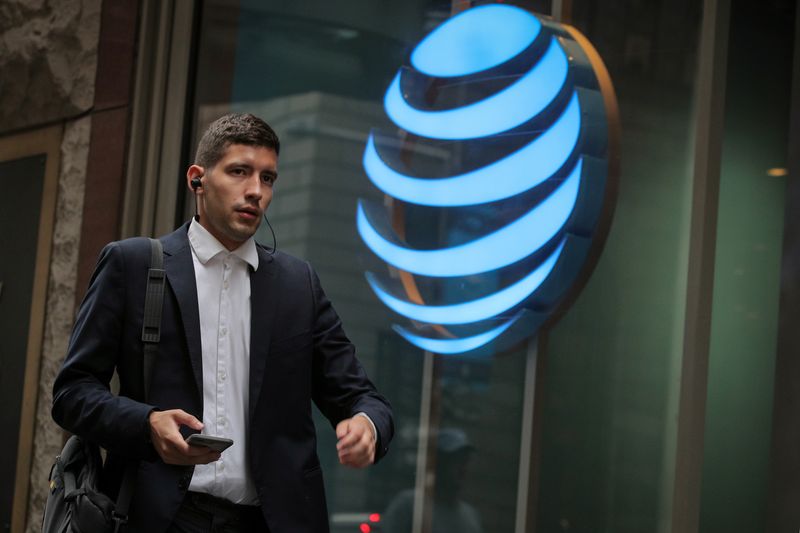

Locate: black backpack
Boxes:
[42,238,165,533]
[42,435,118,532]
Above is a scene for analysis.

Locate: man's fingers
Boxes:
[335,420,349,439]
[338,448,373,468]
[149,410,203,442]
[337,417,373,449]
[149,409,221,465]
[337,429,359,450]
[154,432,188,458]
[337,425,375,468]
[336,417,371,448]
[339,435,371,458]
[171,409,204,431]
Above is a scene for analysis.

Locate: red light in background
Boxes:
[359,523,371,533]
[369,513,381,523]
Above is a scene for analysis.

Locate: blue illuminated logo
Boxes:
[358,4,619,354]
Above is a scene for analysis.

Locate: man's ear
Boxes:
[187,165,205,192]
[188,165,206,222]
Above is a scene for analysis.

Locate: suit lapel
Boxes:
[249,247,279,422]
[162,225,204,397]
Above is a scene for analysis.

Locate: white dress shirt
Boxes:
[184,220,377,505]
[187,219,260,504]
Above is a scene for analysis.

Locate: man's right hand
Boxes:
[148,409,221,465]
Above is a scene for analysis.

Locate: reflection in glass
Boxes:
[383,428,483,533]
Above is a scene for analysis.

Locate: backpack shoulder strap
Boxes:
[141,238,164,402]
[114,238,165,531]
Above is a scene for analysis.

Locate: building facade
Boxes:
[1,0,798,532]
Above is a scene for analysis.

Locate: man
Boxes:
[52,113,393,532]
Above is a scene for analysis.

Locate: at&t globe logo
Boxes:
[357,4,619,355]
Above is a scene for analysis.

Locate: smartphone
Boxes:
[186,434,234,452]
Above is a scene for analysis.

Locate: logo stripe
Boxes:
[384,38,569,140]
[393,312,522,354]
[366,239,565,324]
[357,158,582,277]
[364,92,581,206]
[410,5,541,77]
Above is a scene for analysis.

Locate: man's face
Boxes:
[188,143,278,250]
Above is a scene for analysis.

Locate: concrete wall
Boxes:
[0,1,101,530]
[0,0,100,132]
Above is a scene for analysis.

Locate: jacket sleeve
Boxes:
[307,263,395,462]
[52,242,157,459]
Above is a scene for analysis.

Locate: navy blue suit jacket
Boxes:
[52,223,394,532]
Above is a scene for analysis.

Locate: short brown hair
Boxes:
[195,113,280,168]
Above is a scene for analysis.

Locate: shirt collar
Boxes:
[188,218,260,271]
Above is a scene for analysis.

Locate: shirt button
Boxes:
[219,371,227,381]
[218,417,225,426]
[223,281,229,289]
[221,327,227,336]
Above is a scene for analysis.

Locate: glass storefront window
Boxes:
[700,2,794,532]
[182,0,797,531]
[536,2,702,531]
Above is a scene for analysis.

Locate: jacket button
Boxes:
[178,475,190,490]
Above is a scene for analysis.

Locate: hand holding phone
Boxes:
[186,434,234,452]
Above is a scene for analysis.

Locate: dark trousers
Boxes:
[167,491,269,533]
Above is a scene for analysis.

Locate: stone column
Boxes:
[0,1,101,531]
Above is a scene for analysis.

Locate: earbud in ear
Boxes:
[191,175,204,222]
